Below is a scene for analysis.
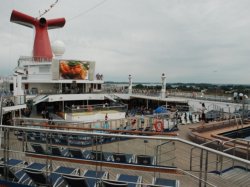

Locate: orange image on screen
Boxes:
[59,60,89,80]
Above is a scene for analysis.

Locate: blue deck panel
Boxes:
[155,178,177,187]
[84,170,105,187]
[118,174,140,187]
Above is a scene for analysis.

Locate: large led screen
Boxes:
[59,60,89,80]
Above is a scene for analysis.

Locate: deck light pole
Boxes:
[128,74,132,95]
[226,104,231,125]
[161,73,166,99]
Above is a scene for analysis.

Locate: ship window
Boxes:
[31,88,38,94]
[39,66,49,73]
[97,84,101,90]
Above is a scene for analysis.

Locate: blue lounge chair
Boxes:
[83,170,108,187]
[112,153,133,164]
[25,166,78,187]
[0,161,47,185]
[90,151,105,161]
[0,159,24,180]
[31,143,47,154]
[68,148,86,159]
[23,170,48,186]
[49,166,79,186]
[86,150,112,161]
[116,174,142,187]
[0,166,16,180]
[153,178,179,187]
[50,146,68,157]
[63,175,89,187]
[0,158,23,167]
[135,155,155,165]
[14,162,47,184]
[50,133,68,145]
[100,179,128,187]
[63,169,108,187]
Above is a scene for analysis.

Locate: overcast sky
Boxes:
[1,0,250,84]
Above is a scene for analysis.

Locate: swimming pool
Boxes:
[219,126,250,140]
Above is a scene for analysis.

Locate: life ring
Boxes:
[154,120,164,132]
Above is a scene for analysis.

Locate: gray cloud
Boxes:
[1,0,250,84]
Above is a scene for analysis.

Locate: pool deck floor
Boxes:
[185,120,250,142]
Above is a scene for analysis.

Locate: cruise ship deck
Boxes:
[1,5,250,187]
[0,115,250,187]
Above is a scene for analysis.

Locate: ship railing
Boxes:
[102,89,128,94]
[168,91,250,104]
[231,113,244,130]
[221,139,240,172]
[0,125,250,187]
[190,135,250,177]
[18,56,52,65]
[65,103,127,113]
[190,139,222,173]
[24,88,105,95]
[0,95,26,107]
[155,141,176,167]
[103,88,162,97]
[177,168,217,187]
[221,138,250,169]
[14,116,153,133]
[220,146,241,173]
[237,138,250,161]
[220,141,249,174]
[132,91,162,97]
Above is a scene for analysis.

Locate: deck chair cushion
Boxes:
[136,155,152,165]
[42,166,78,187]
[113,153,126,163]
[31,144,46,154]
[0,166,16,179]
[155,178,178,187]
[24,169,47,185]
[5,159,23,166]
[83,170,106,187]
[117,174,140,187]
[0,159,24,180]
[101,180,128,187]
[51,146,62,156]
[63,175,89,187]
[51,146,68,156]
[15,162,47,184]
[68,148,84,159]
[90,151,105,161]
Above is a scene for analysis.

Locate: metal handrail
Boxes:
[222,138,250,169]
[237,138,250,161]
[2,125,250,166]
[232,113,243,129]
[201,139,222,146]
[1,125,250,187]
[190,139,222,171]
[177,168,217,187]
[156,141,176,166]
[222,139,237,146]
[221,145,244,171]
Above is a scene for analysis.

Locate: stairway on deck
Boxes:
[209,168,250,187]
[220,168,250,187]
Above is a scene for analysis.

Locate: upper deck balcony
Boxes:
[18,56,52,66]
[16,56,104,86]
